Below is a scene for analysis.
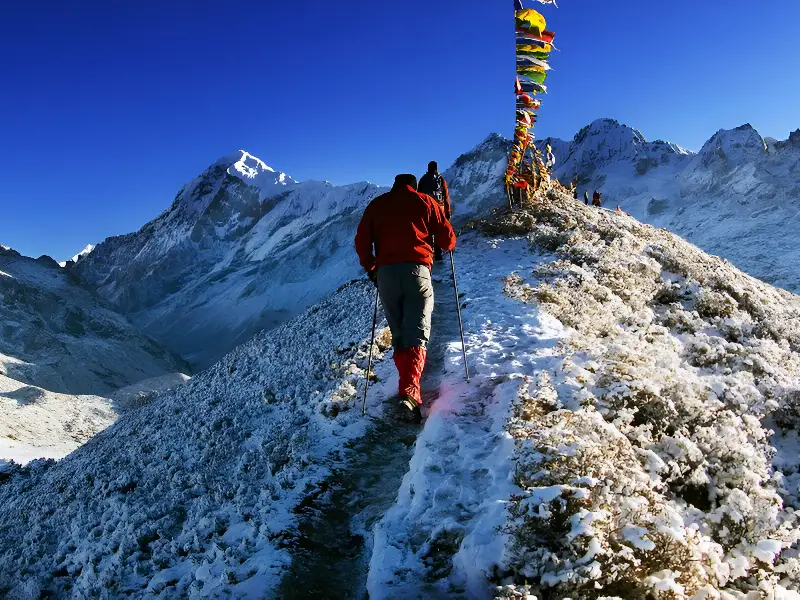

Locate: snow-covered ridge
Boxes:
[59,243,95,268]
[483,188,800,598]
[535,118,800,295]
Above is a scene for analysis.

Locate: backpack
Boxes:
[420,172,444,205]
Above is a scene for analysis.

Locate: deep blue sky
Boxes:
[2,0,799,260]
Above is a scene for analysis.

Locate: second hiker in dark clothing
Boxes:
[418,161,451,219]
[592,191,602,207]
[583,191,589,205]
[354,174,457,423]
[418,161,452,262]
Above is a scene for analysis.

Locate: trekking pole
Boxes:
[449,251,470,382]
[361,288,380,416]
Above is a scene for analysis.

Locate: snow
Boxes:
[0,370,191,466]
[0,279,392,597]
[485,188,800,597]
[228,149,276,177]
[59,243,95,267]
[111,372,191,410]
[0,437,79,465]
[0,373,115,465]
[226,149,296,197]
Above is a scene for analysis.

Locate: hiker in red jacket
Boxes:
[355,174,457,423]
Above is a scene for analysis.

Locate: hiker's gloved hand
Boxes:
[367,270,378,287]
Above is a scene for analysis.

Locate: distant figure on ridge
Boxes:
[584,191,589,205]
[418,161,451,262]
[355,174,457,423]
[545,143,556,171]
[592,190,602,207]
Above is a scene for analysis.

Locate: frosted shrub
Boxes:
[494,583,538,599]
[696,289,738,319]
[530,224,571,253]
[482,186,800,596]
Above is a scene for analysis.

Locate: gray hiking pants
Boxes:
[376,263,434,349]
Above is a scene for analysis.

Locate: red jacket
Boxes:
[355,185,456,272]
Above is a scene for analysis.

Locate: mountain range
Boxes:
[539,118,800,294]
[70,145,509,369]
[60,120,800,375]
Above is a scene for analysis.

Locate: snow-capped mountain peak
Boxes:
[58,243,95,268]
[222,149,296,193]
[696,123,767,167]
[537,118,695,186]
[228,149,275,177]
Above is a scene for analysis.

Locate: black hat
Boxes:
[393,174,418,190]
[428,161,438,172]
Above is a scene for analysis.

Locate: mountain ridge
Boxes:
[71,119,800,371]
[0,246,187,396]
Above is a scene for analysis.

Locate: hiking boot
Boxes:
[395,395,422,424]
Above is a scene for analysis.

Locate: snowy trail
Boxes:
[277,262,461,598]
[277,412,418,599]
[277,236,561,599]
[366,237,567,599]
[276,292,423,598]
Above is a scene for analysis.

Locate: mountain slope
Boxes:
[540,119,800,295]
[73,150,383,368]
[73,145,506,369]
[0,373,115,468]
[1,186,798,598]
[0,279,391,598]
[0,246,187,395]
[446,133,511,223]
